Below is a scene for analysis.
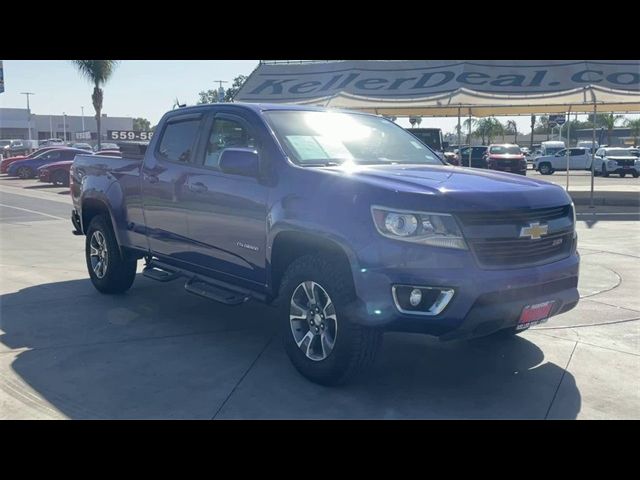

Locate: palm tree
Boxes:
[506,120,518,144]
[462,118,478,144]
[71,60,119,150]
[598,113,624,145]
[530,115,536,149]
[625,118,640,145]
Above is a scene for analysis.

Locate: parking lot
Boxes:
[1,172,639,419]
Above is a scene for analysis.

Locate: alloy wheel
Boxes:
[89,231,109,279]
[289,281,338,361]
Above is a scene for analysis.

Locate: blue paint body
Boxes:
[71,103,579,339]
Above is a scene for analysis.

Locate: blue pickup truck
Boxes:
[70,103,580,385]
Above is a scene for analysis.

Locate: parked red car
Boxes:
[484,144,527,175]
[38,161,73,186]
[1,146,60,174]
[37,150,120,186]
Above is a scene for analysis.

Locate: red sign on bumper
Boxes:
[517,301,555,330]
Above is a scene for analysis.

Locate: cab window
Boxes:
[203,118,256,170]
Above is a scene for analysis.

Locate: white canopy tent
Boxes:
[236,60,640,203]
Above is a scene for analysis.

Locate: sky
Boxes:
[1,60,637,133]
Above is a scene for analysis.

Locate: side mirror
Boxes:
[219,148,259,177]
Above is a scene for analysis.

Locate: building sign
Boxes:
[75,131,92,140]
[108,130,154,141]
[548,114,566,127]
[0,61,4,94]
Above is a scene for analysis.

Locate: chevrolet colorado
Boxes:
[71,103,580,385]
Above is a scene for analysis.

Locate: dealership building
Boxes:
[0,107,134,142]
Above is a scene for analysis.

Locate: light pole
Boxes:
[81,106,85,132]
[63,112,67,143]
[20,92,35,142]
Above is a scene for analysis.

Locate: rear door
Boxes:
[569,148,589,169]
[140,112,204,263]
[183,111,269,285]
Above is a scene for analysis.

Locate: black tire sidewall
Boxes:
[279,255,378,385]
[19,167,32,179]
[53,170,68,186]
[85,215,136,294]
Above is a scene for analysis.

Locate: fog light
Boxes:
[392,285,455,316]
[409,288,422,306]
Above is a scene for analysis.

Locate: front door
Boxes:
[140,112,204,263]
[183,112,269,285]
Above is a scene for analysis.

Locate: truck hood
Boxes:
[320,164,570,211]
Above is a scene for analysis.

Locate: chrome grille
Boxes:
[457,205,571,226]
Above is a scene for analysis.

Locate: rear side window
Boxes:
[569,148,586,156]
[42,151,62,162]
[157,118,201,163]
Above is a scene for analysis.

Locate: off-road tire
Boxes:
[279,254,382,386]
[85,214,137,294]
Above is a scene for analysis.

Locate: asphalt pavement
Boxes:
[0,174,638,419]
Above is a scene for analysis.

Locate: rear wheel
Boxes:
[279,254,382,386]
[85,214,137,294]
[538,163,553,175]
[17,167,33,179]
[52,169,69,186]
[632,171,639,178]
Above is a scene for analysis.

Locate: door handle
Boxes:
[189,182,208,194]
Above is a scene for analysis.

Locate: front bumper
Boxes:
[347,240,580,340]
[610,166,639,175]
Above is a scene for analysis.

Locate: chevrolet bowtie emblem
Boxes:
[520,222,549,240]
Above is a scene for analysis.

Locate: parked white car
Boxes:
[593,147,640,178]
[533,147,593,175]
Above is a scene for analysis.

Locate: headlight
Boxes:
[570,202,576,226]
[371,206,467,250]
[608,160,617,166]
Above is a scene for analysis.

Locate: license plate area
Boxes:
[517,300,555,330]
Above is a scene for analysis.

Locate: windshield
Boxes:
[489,145,521,155]
[0,140,11,147]
[606,149,635,156]
[264,110,443,166]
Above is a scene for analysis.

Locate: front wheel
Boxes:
[52,169,69,186]
[538,163,553,175]
[632,171,639,178]
[279,255,382,386]
[601,164,609,177]
[17,167,33,179]
[85,214,137,294]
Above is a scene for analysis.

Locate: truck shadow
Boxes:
[0,276,580,419]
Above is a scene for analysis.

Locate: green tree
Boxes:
[505,120,518,144]
[530,115,536,149]
[71,60,119,150]
[462,118,478,144]
[597,113,624,145]
[197,90,220,104]
[224,75,248,102]
[625,118,640,144]
[133,117,151,131]
[197,75,249,104]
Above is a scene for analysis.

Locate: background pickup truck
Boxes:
[533,147,593,175]
[71,103,580,385]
